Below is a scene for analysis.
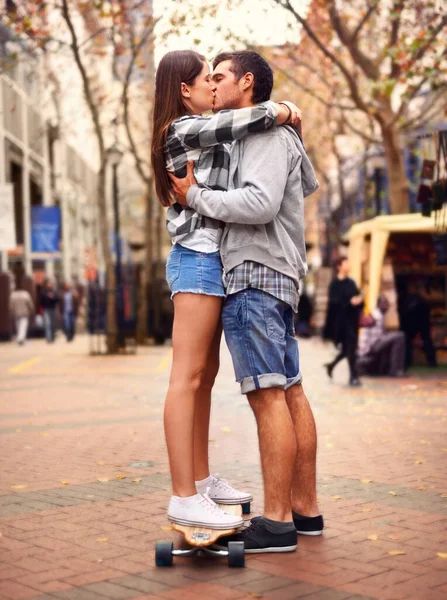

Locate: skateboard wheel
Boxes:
[155,541,173,567]
[228,541,245,567]
[242,502,251,515]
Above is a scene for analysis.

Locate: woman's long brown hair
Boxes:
[151,50,206,207]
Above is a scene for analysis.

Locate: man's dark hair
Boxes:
[333,256,348,271]
[213,50,273,103]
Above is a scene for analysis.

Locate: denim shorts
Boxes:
[166,244,226,299]
[222,288,302,394]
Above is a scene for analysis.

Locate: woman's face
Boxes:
[182,62,216,114]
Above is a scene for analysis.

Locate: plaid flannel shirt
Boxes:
[225,261,300,313]
[165,102,278,249]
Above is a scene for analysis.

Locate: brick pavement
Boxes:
[0,334,446,600]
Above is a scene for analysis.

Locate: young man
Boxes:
[169,51,323,553]
[323,257,363,386]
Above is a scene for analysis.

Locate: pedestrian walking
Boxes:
[61,283,79,342]
[169,50,323,553]
[40,280,59,343]
[358,295,406,377]
[151,49,303,534]
[9,284,34,345]
[323,257,363,386]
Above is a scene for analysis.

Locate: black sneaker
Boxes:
[349,378,362,387]
[213,517,297,554]
[292,511,324,535]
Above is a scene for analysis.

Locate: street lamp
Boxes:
[106,142,125,346]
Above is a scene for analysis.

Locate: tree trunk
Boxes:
[380,123,409,215]
[135,183,154,344]
[97,163,118,354]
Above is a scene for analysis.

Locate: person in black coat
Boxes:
[323,257,363,386]
[40,280,60,343]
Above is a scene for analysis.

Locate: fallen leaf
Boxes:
[415,460,424,465]
[114,474,126,480]
[33,411,38,416]
[0,533,2,537]
[221,427,232,434]
[361,508,373,512]
[11,485,27,489]
[15,429,21,433]
[132,478,142,483]
[208,439,216,442]
[160,525,172,532]
[326,443,334,448]
[96,537,108,543]
[360,479,373,483]
[247,595,263,599]
[389,491,397,496]
[40,432,49,437]
[420,440,429,444]
[60,481,70,486]
[114,464,123,467]
[332,496,342,501]
[418,486,428,491]
[437,552,447,559]
[97,478,109,483]
[96,461,105,466]
[368,534,378,541]
[441,494,447,498]
[442,449,447,453]
[388,550,406,556]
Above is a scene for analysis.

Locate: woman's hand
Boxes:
[276,101,302,133]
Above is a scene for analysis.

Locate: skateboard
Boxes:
[156,503,249,568]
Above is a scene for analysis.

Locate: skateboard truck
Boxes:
[156,540,245,567]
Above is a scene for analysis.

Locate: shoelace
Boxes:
[239,518,263,533]
[212,473,237,494]
[198,487,228,517]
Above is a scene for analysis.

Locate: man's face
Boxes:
[212,60,244,112]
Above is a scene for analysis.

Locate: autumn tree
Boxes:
[1,0,156,352]
[270,0,446,214]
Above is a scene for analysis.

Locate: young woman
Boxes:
[151,50,300,528]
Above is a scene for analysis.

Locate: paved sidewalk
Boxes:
[0,334,446,600]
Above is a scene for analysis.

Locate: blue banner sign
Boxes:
[31,206,61,253]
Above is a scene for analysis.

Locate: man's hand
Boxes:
[350,295,363,306]
[168,161,197,206]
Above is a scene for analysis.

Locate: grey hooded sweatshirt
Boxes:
[186,125,319,289]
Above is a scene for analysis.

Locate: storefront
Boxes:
[345,214,447,364]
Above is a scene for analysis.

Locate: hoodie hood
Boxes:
[284,125,319,198]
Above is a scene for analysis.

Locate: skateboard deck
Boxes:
[156,504,245,567]
[171,504,242,546]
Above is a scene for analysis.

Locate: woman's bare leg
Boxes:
[193,321,223,482]
[164,293,223,497]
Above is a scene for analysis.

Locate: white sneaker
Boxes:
[196,474,253,505]
[167,489,244,530]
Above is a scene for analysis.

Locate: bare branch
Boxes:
[341,111,382,144]
[121,21,157,185]
[326,0,379,80]
[352,1,379,41]
[389,0,405,78]
[273,0,370,113]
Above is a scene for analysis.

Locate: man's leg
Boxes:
[247,387,296,522]
[285,383,319,517]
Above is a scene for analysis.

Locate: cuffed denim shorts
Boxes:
[222,288,302,394]
[166,243,226,299]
